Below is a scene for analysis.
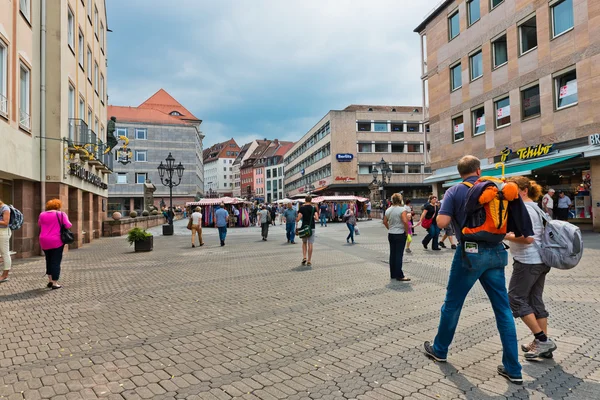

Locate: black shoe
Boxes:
[432,248,441,251]
[192,244,195,248]
[220,240,225,246]
[439,242,447,248]
[497,366,523,384]
[47,282,53,288]
[422,243,428,250]
[451,244,457,250]
[423,341,446,362]
[291,241,295,244]
[51,285,62,290]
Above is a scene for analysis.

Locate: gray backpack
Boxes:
[531,205,583,270]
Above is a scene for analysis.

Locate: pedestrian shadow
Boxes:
[386,281,414,292]
[0,288,49,302]
[292,265,312,272]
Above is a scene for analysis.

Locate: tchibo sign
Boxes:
[590,134,600,146]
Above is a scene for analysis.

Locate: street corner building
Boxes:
[1,0,110,257]
[415,0,600,231]
[283,105,432,202]
[107,89,204,214]
[203,138,241,198]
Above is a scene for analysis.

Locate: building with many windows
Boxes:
[1,0,111,257]
[284,105,431,199]
[240,140,270,200]
[265,141,294,203]
[203,139,240,197]
[108,89,204,214]
[415,0,600,230]
[232,142,258,198]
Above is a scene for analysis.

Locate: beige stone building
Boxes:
[284,105,431,201]
[0,0,110,258]
[415,0,600,230]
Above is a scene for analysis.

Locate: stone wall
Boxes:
[103,213,183,237]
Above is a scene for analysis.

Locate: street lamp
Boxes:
[372,157,392,204]
[157,152,185,235]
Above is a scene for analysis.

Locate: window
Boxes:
[450,63,462,91]
[94,118,99,135]
[0,41,7,117]
[273,169,277,178]
[267,181,271,191]
[551,0,574,38]
[68,85,75,140]
[357,122,371,131]
[87,108,92,128]
[67,7,75,50]
[555,69,577,109]
[79,97,85,120]
[87,48,92,81]
[94,61,99,93]
[407,123,420,132]
[87,0,92,21]
[374,122,388,132]
[408,164,422,174]
[116,173,127,184]
[448,10,460,40]
[100,74,104,102]
[492,34,508,68]
[491,0,504,9]
[521,84,541,119]
[495,96,511,127]
[391,143,404,153]
[267,170,271,178]
[470,50,483,80]
[20,0,30,22]
[472,107,485,136]
[116,127,127,137]
[392,164,405,174]
[407,143,422,153]
[78,30,84,67]
[94,6,99,37]
[519,16,537,55]
[374,143,388,153]
[19,63,30,130]
[135,150,148,162]
[467,0,480,25]
[391,123,404,132]
[359,165,375,174]
[135,128,147,140]
[358,143,372,153]
[100,21,105,49]
[452,115,464,142]
[170,111,181,116]
[136,173,148,184]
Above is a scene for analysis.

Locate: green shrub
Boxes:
[127,228,152,246]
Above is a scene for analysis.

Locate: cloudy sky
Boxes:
[106,0,439,147]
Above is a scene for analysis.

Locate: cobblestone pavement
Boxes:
[1,219,600,400]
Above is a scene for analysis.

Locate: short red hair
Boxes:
[46,199,62,211]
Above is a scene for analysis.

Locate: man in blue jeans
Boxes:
[283,203,298,244]
[215,203,229,246]
[423,155,531,385]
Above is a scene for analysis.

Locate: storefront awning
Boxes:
[442,154,580,188]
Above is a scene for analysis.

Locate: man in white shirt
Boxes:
[190,207,204,248]
[542,188,555,218]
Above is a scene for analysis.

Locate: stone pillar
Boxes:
[591,159,600,232]
[83,192,93,244]
[93,195,102,239]
[68,187,83,249]
[12,180,41,258]
[129,197,134,214]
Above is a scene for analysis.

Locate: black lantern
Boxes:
[157,152,185,234]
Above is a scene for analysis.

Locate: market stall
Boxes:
[311,195,369,222]
[186,197,251,227]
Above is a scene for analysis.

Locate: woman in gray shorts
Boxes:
[505,176,556,360]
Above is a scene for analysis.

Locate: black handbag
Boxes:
[57,212,75,245]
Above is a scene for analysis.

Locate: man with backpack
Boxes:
[423,155,533,385]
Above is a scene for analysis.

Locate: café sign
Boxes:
[500,143,554,162]
[335,176,356,182]
[69,164,108,189]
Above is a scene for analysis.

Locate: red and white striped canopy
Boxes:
[311,196,369,203]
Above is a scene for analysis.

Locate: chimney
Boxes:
[264,138,267,141]
[274,139,279,145]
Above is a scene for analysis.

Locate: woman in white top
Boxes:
[383,193,410,281]
[190,207,204,248]
[0,199,12,283]
[505,176,556,360]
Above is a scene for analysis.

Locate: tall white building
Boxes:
[203,139,240,197]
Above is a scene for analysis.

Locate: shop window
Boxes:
[521,84,541,119]
[407,123,420,132]
[374,143,389,153]
[407,143,422,153]
[467,0,480,26]
[495,96,511,128]
[374,122,388,132]
[448,10,460,40]
[392,164,405,174]
[519,15,537,55]
[555,69,577,109]
[450,63,462,91]
[407,164,422,174]
[391,143,404,153]
[391,123,404,132]
[452,115,464,142]
[472,107,485,136]
[551,0,574,38]
[470,50,483,81]
[492,34,508,68]
[358,143,372,153]
[357,122,371,131]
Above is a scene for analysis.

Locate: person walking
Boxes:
[505,177,557,360]
[297,196,319,267]
[38,199,73,289]
[259,205,270,241]
[366,200,372,220]
[556,191,571,221]
[420,195,441,251]
[283,203,297,244]
[541,188,555,218]
[383,193,410,281]
[215,203,229,246]
[270,204,277,226]
[344,209,357,244]
[423,155,533,385]
[405,210,420,254]
[0,199,12,283]
[190,207,204,248]
[319,202,328,227]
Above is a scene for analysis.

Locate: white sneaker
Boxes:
[524,338,557,359]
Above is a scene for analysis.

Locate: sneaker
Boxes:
[451,244,457,250]
[497,365,523,384]
[406,248,412,254]
[524,338,557,360]
[439,242,447,248]
[520,340,553,358]
[423,341,446,362]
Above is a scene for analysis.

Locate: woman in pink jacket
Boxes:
[39,199,72,289]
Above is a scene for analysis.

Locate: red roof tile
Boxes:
[138,89,200,122]
[108,105,191,125]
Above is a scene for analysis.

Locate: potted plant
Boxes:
[127,227,153,252]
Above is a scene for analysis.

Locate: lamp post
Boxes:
[372,157,392,205]
[157,152,185,235]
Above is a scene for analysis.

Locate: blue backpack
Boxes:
[8,205,24,230]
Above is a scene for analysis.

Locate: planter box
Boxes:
[134,236,153,252]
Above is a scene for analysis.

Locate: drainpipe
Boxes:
[40,0,47,254]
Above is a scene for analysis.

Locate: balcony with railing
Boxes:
[0,94,7,118]
[68,118,113,172]
[19,108,30,130]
